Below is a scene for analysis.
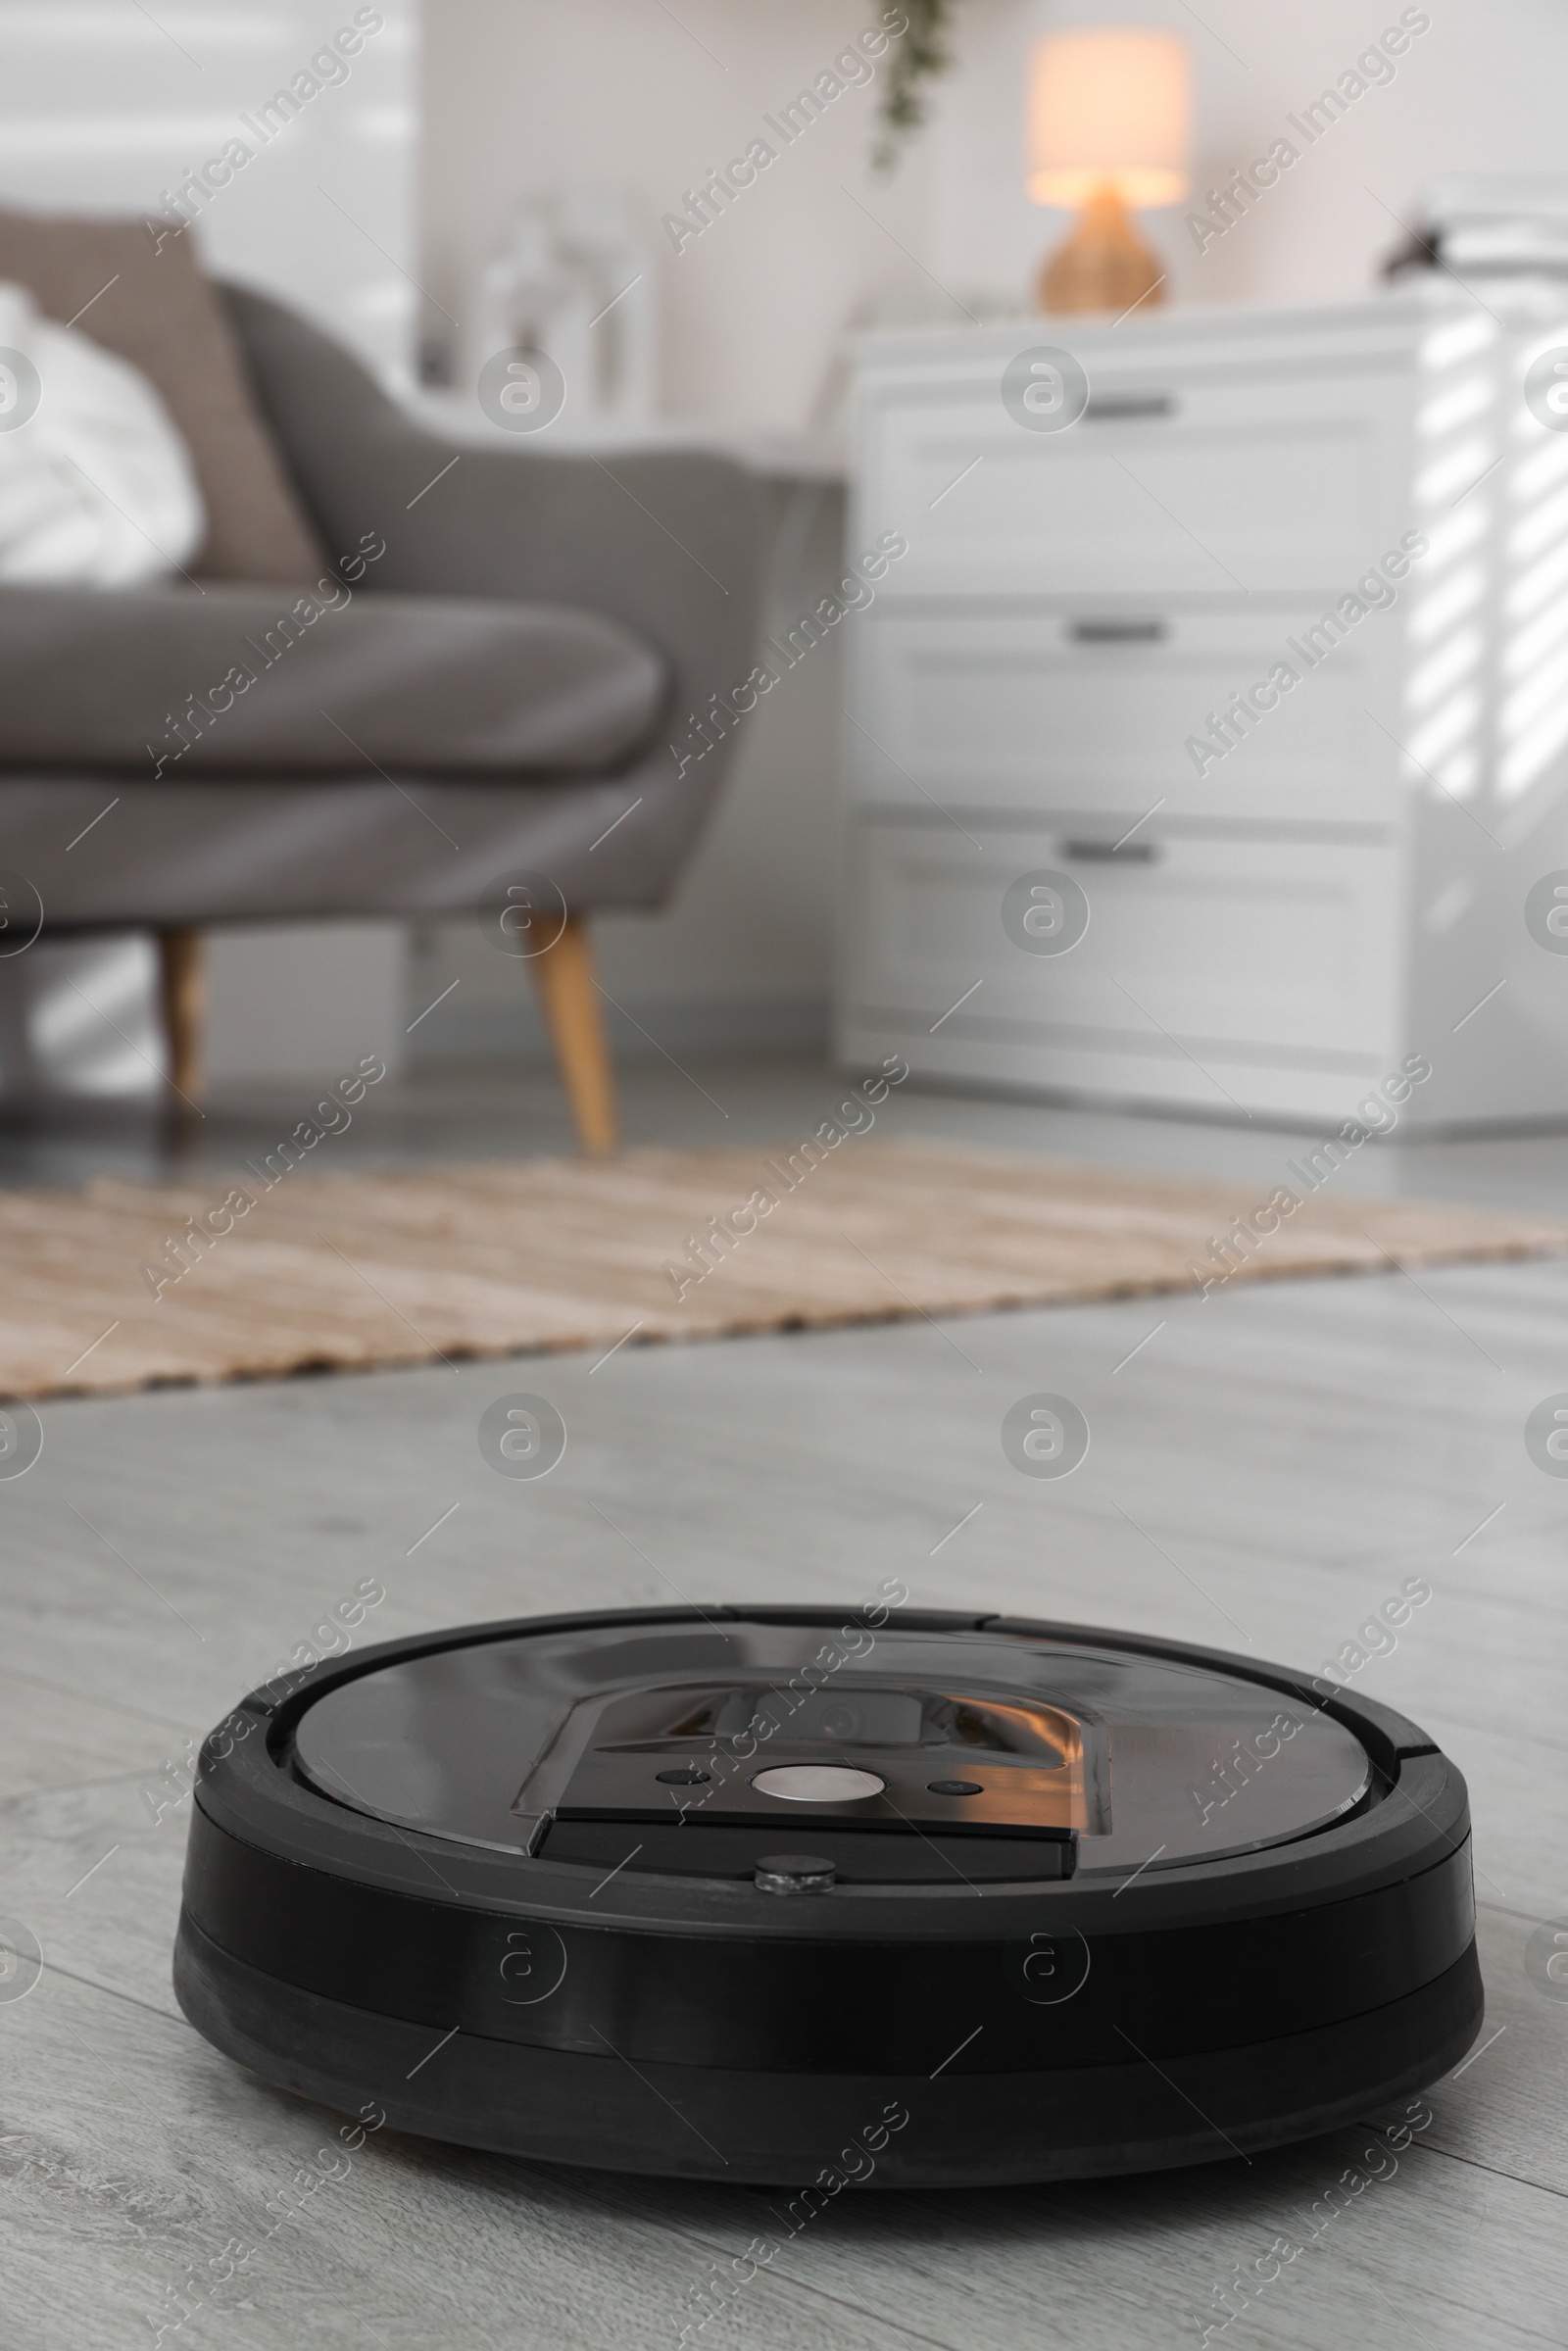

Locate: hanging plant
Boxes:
[874,0,954,171]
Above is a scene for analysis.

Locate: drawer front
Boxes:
[841,819,1400,1062]
[858,365,1409,599]
[848,610,1403,824]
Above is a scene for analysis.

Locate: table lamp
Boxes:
[1027,26,1191,316]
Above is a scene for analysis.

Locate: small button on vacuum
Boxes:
[753,1765,885,1802]
[927,1779,984,1796]
[755,1853,836,1895]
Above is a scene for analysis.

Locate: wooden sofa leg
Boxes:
[158,928,207,1105]
[530,915,618,1155]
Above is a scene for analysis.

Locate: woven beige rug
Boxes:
[3,1139,1563,1399]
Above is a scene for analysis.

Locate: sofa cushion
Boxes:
[0,206,326,584]
[0,582,668,777]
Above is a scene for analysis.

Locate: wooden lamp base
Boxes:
[1038,183,1165,318]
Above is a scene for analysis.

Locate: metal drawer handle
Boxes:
[1084,392,1176,420]
[1060,838,1162,863]
[1068,618,1167,644]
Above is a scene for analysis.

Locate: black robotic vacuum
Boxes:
[174,1605,1481,2186]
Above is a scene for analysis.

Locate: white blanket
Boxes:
[0,280,205,585]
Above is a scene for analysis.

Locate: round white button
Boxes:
[753,1765,886,1803]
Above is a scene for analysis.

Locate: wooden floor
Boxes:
[1,1060,1564,2349]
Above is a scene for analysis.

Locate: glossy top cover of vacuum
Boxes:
[290,1608,1373,1883]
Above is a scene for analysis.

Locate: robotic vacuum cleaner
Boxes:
[174,1606,1481,2186]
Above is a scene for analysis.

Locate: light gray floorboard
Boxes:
[1,1966,901,2351]
[3,1058,1566,2344]
[0,1665,190,1797]
[5,1258,1567,1740]
[7,1051,1568,1215]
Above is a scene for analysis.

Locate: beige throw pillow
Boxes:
[0,205,326,584]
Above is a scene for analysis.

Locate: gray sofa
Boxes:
[0,273,764,1151]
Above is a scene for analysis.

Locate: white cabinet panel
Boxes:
[860,367,1407,599]
[850,610,1402,824]
[839,298,1568,1123]
[842,820,1400,1063]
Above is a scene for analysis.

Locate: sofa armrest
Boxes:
[0,581,666,778]
[220,284,766,773]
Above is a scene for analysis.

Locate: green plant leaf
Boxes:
[874,0,953,171]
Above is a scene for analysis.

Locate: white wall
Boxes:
[0,0,420,379]
[207,923,409,1084]
[419,0,941,429]
[0,926,409,1100]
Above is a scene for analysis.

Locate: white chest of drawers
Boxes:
[834,293,1568,1128]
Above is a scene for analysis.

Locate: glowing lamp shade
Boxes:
[1028,28,1191,209]
[1026,27,1191,315]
